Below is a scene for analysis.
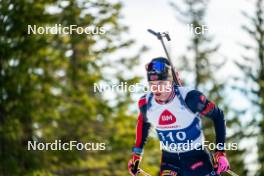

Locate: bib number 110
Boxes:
[158,131,186,142]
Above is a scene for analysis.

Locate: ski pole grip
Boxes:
[131,160,140,175]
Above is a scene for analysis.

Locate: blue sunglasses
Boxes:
[148,61,169,73]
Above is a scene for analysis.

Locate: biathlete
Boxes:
[128,57,230,176]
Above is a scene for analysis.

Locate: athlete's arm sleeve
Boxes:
[185,90,226,151]
[133,95,151,155]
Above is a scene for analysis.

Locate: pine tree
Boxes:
[0,0,146,175]
[46,1,146,175]
[170,0,219,91]
[236,0,264,175]
[0,0,60,175]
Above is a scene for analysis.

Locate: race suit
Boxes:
[133,85,226,176]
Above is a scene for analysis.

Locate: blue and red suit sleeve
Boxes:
[185,90,226,151]
[133,95,151,155]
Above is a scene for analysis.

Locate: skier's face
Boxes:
[149,80,173,101]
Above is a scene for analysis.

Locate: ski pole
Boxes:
[138,168,151,176]
[226,169,239,176]
[147,29,182,86]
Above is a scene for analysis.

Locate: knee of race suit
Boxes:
[160,170,177,176]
